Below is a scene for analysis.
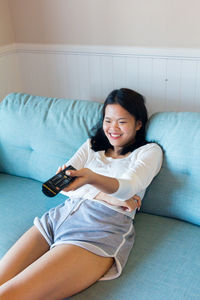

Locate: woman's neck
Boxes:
[105,148,130,159]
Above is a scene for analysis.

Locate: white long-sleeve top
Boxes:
[61,139,163,219]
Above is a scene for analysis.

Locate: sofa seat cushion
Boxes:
[1,175,199,300]
[72,214,200,300]
[0,173,66,257]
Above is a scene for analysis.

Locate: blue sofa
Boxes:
[0,93,199,300]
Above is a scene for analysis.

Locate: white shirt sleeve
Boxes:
[110,144,163,201]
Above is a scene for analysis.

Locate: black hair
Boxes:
[90,88,148,155]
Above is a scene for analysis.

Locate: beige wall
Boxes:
[0,0,14,46]
[1,0,200,48]
[7,0,200,48]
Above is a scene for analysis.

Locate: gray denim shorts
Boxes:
[34,198,135,280]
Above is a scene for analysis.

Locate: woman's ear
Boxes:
[136,120,142,131]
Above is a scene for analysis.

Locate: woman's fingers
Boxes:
[62,177,85,192]
[56,165,67,174]
[56,166,62,174]
[65,169,77,177]
[123,195,142,212]
[132,195,142,210]
[62,169,91,192]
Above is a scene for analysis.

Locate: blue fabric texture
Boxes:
[0,93,103,182]
[0,174,199,300]
[0,173,65,257]
[142,112,200,226]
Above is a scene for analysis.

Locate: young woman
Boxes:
[0,88,163,300]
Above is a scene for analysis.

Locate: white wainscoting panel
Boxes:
[0,45,22,101]
[2,44,200,115]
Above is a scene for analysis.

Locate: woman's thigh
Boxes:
[0,244,114,300]
[0,225,50,285]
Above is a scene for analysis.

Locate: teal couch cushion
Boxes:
[0,93,102,182]
[72,213,200,300]
[0,174,199,300]
[142,112,200,226]
[0,173,66,257]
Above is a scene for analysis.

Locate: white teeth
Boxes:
[110,134,121,137]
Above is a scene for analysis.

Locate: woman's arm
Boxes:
[62,168,141,212]
[62,168,119,194]
[57,139,120,195]
[109,144,163,200]
[63,143,163,201]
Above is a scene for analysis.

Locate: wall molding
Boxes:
[0,44,16,57]
[14,43,200,60]
[2,42,200,59]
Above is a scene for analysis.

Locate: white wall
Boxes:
[1,44,200,114]
[12,44,200,115]
[0,45,22,101]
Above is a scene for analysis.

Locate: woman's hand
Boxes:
[57,167,94,192]
[57,165,119,194]
[122,195,141,212]
[94,192,141,212]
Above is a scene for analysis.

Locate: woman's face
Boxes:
[103,104,142,152]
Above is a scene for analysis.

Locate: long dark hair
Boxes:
[90,88,148,155]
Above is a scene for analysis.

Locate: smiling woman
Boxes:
[0,88,162,300]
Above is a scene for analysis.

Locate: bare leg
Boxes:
[0,226,50,285]
[0,244,114,300]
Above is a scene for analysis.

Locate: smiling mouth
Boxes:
[109,133,122,139]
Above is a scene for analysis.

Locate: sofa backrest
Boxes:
[0,93,199,226]
[142,112,200,226]
[0,93,102,181]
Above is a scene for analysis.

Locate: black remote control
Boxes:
[42,165,76,197]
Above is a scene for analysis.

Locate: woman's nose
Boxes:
[111,122,119,129]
